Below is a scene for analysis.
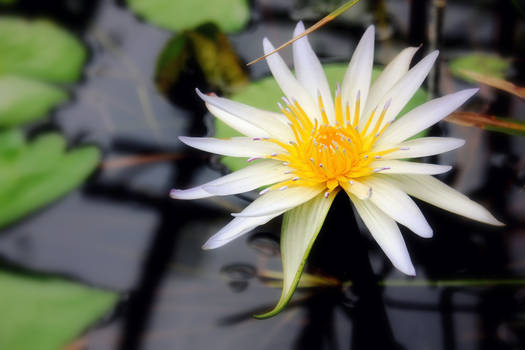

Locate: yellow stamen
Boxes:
[266,85,397,195]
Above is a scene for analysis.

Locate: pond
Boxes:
[0,0,524,349]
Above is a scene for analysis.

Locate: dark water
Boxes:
[1,0,525,349]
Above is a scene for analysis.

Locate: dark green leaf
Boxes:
[155,23,248,94]
[0,270,117,350]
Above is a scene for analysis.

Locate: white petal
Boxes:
[197,89,293,141]
[377,89,478,147]
[263,38,320,121]
[233,185,324,218]
[292,21,335,123]
[170,186,212,200]
[178,136,284,158]
[364,47,419,114]
[202,212,283,249]
[203,160,292,195]
[256,191,336,318]
[382,174,504,226]
[341,25,375,123]
[376,137,465,159]
[360,50,439,132]
[362,176,433,238]
[350,195,415,275]
[370,160,452,175]
[342,179,372,200]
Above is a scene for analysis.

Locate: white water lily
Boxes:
[171,23,503,317]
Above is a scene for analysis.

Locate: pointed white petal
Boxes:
[360,50,439,132]
[341,25,375,122]
[377,137,465,159]
[382,174,504,226]
[256,191,336,318]
[292,21,335,123]
[263,38,319,121]
[377,89,478,147]
[197,89,293,141]
[178,136,284,158]
[233,185,324,218]
[170,186,212,200]
[364,47,419,114]
[203,212,283,250]
[350,195,415,275]
[203,160,292,195]
[362,176,433,238]
[370,160,452,175]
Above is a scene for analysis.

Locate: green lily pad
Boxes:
[0,76,68,128]
[0,17,86,83]
[0,269,117,350]
[126,0,250,33]
[449,53,510,82]
[0,133,100,229]
[216,64,429,172]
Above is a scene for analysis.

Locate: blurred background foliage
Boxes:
[0,0,523,349]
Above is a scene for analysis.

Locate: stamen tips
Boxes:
[324,191,330,198]
[384,98,392,110]
[259,188,270,195]
[279,185,288,191]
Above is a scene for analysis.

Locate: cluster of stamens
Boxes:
[256,84,398,197]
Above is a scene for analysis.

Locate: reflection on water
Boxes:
[1,0,524,349]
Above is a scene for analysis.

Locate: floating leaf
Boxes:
[446,112,525,137]
[457,69,525,99]
[255,191,337,318]
[0,133,100,228]
[155,22,248,94]
[216,64,428,172]
[0,270,117,350]
[449,53,510,82]
[0,17,86,83]
[0,76,67,127]
[127,0,250,33]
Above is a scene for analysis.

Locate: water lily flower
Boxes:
[171,22,503,317]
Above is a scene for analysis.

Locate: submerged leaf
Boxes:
[216,64,428,172]
[0,76,67,127]
[446,112,525,136]
[449,53,510,82]
[155,22,248,94]
[127,0,250,33]
[0,134,100,228]
[0,270,117,350]
[0,17,86,83]
[255,191,337,318]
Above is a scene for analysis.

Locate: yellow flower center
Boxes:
[265,86,397,196]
